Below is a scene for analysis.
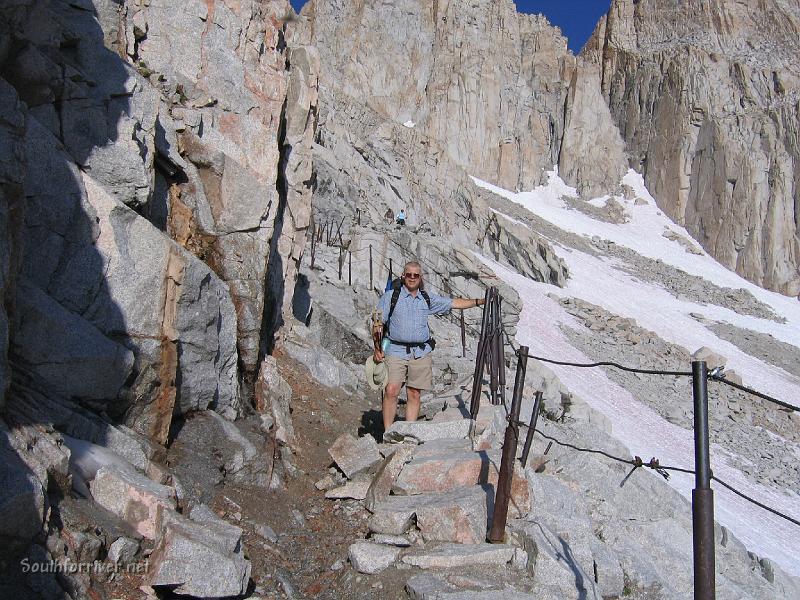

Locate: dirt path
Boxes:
[212,352,410,599]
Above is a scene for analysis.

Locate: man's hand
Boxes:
[373,348,385,363]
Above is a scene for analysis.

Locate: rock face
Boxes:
[0,0,318,440]
[591,0,800,295]
[301,0,575,192]
[115,0,319,379]
[558,58,627,198]
[0,78,25,413]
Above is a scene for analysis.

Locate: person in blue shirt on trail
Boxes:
[373,261,485,431]
[396,209,406,226]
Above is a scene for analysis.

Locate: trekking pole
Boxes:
[692,360,715,600]
[338,246,343,280]
[348,250,352,286]
[389,258,393,280]
[369,245,373,290]
[488,345,527,543]
[520,391,543,467]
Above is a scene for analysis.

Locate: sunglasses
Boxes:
[403,273,421,279]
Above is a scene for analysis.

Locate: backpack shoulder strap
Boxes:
[420,289,431,309]
[385,287,402,335]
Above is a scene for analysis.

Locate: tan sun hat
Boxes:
[364,356,388,391]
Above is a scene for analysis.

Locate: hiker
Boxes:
[373,261,484,431]
[396,209,406,226]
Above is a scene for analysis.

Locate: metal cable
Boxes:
[502,324,798,412]
[519,351,693,377]
[711,476,800,527]
[527,427,800,528]
[709,374,800,413]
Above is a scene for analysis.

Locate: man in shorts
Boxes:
[373,261,485,431]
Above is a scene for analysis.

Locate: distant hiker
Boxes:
[384,208,394,224]
[396,209,406,226]
[372,261,484,431]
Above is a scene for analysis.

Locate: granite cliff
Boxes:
[588,0,800,296]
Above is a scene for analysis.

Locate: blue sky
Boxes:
[289,1,611,53]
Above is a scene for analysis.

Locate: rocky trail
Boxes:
[2,0,800,598]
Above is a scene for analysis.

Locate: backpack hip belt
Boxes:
[386,338,436,354]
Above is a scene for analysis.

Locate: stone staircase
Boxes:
[323,388,605,599]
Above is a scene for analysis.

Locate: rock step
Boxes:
[384,418,474,443]
[392,448,530,517]
[369,485,490,543]
[401,542,527,570]
[406,572,538,600]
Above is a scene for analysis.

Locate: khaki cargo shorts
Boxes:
[384,353,433,390]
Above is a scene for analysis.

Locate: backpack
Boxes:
[384,277,431,338]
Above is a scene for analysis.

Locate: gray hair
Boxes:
[403,261,422,274]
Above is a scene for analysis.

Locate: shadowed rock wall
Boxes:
[0,0,317,439]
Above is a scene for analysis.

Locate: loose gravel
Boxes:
[704,320,800,380]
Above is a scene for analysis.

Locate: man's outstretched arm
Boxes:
[451,297,485,310]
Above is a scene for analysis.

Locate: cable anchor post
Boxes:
[691,360,715,600]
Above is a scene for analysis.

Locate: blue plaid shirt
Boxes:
[378,286,453,358]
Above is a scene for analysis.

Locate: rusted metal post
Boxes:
[488,289,499,406]
[369,245,373,290]
[338,246,343,280]
[488,345,528,543]
[460,310,466,358]
[470,288,492,419]
[348,250,352,286]
[692,360,715,600]
[520,391,543,467]
[496,294,506,407]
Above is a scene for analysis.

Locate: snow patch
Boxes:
[471,168,800,576]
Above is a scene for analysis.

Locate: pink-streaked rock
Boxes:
[90,465,176,540]
[415,485,489,544]
[369,486,489,544]
[393,450,530,517]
